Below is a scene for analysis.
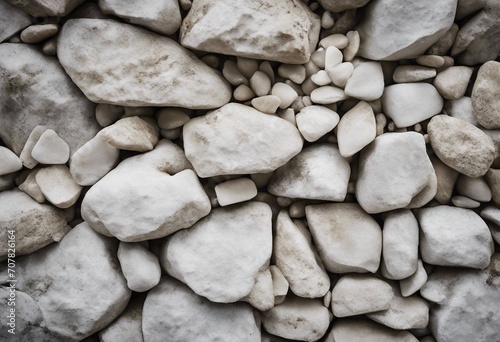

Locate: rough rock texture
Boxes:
[98,116,159,152]
[472,61,500,129]
[356,132,435,213]
[58,19,231,108]
[161,202,272,303]
[267,144,350,201]
[183,103,303,177]
[421,254,500,342]
[6,0,86,16]
[0,43,99,156]
[143,276,260,342]
[0,190,70,261]
[0,222,131,341]
[99,295,144,342]
[325,318,419,342]
[82,142,210,241]
[428,115,496,177]
[0,0,31,43]
[415,205,493,268]
[358,0,457,60]
[180,0,320,64]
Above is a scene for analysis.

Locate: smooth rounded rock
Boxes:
[214,177,258,206]
[296,105,339,142]
[31,129,70,165]
[471,61,500,129]
[118,242,161,292]
[0,146,22,176]
[98,116,159,152]
[433,66,473,100]
[337,101,376,158]
[393,65,437,83]
[344,61,384,101]
[36,165,83,209]
[455,174,492,202]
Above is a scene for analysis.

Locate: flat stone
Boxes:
[179,0,320,64]
[0,146,22,176]
[58,19,231,109]
[5,0,86,16]
[358,0,457,60]
[118,242,161,292]
[0,0,31,43]
[275,211,330,298]
[262,297,330,342]
[431,155,459,204]
[270,265,289,302]
[337,100,376,158]
[98,116,159,152]
[18,169,45,203]
[278,64,306,84]
[481,206,500,244]
[420,254,500,342]
[0,222,131,341]
[331,274,393,317]
[452,195,481,208]
[382,83,444,127]
[161,202,272,303]
[183,103,303,177]
[296,105,339,142]
[272,83,298,109]
[36,165,83,209]
[31,129,70,165]
[455,174,492,202]
[82,143,210,242]
[428,115,495,177]
[344,62,384,101]
[381,210,419,280]
[325,318,419,342]
[356,132,434,213]
[268,144,350,201]
[0,189,70,261]
[98,0,181,35]
[251,95,281,114]
[99,295,144,342]
[472,61,500,129]
[19,126,47,169]
[20,24,59,44]
[415,205,493,268]
[0,44,99,156]
[434,66,473,100]
[311,86,347,104]
[143,276,260,341]
[215,177,258,206]
[393,65,437,83]
[306,203,382,273]
[156,108,190,129]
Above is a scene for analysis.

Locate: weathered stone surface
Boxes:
[58,19,231,108]
[183,103,303,177]
[0,43,99,156]
[99,295,144,342]
[325,318,419,342]
[0,0,31,43]
[318,0,370,13]
[472,61,500,129]
[180,0,320,64]
[6,0,85,16]
[358,0,457,60]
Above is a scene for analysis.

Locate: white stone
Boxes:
[324,46,343,71]
[69,135,120,186]
[275,211,330,298]
[36,165,82,209]
[337,101,376,158]
[250,71,272,96]
[156,108,190,130]
[311,48,326,69]
[325,318,419,342]
[183,103,302,177]
[234,84,256,102]
[310,70,332,86]
[222,60,249,86]
[82,142,209,242]
[237,57,259,79]
[296,105,339,142]
[20,24,58,44]
[251,95,281,114]
[434,66,473,100]
[143,277,260,341]
[18,169,45,203]
[416,55,445,68]
[382,83,444,127]
[261,297,330,342]
[310,86,347,104]
[19,126,47,169]
[0,146,22,176]
[98,116,159,152]
[118,242,161,292]
[268,144,350,201]
[242,268,274,311]
[5,0,86,16]
[456,174,492,202]
[58,19,231,109]
[179,0,320,64]
[357,0,457,60]
[278,64,306,84]
[444,96,478,126]
[415,205,493,269]
[31,129,70,165]
[356,132,434,213]
[306,203,382,273]
[0,0,31,43]
[327,62,354,88]
[0,189,70,260]
[318,0,370,12]
[270,265,289,303]
[344,30,360,61]
[259,61,276,83]
[331,274,393,317]
[405,170,437,209]
[215,177,258,206]
[344,62,384,101]
[95,104,123,127]
[381,210,419,280]
[98,0,181,35]
[420,254,500,342]
[272,83,299,109]
[320,33,348,49]
[400,260,428,297]
[99,296,144,342]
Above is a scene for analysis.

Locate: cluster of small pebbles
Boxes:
[0,0,499,341]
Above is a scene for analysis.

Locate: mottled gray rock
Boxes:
[472,61,500,129]
[58,19,231,109]
[0,0,31,43]
[325,318,419,342]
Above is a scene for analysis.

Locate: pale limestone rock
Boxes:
[242,268,275,311]
[36,165,83,209]
[456,174,492,202]
[31,129,70,165]
[400,260,428,297]
[433,66,473,100]
[0,146,22,176]
[118,242,161,292]
[98,116,159,152]
[325,318,419,342]
[0,0,31,43]
[337,101,376,158]
[393,65,437,83]
[296,105,339,142]
[6,0,86,16]
[471,61,500,129]
[20,24,58,44]
[344,62,384,101]
[215,177,258,206]
[99,296,144,342]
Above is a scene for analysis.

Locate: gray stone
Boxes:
[472,61,500,129]
[6,0,85,16]
[99,295,144,342]
[318,0,370,13]
[325,318,419,342]
[0,0,31,43]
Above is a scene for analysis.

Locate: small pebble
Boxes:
[118,242,161,292]
[0,146,23,176]
[156,108,190,130]
[259,61,275,83]
[433,66,473,100]
[31,129,70,165]
[310,86,347,104]
[416,55,445,68]
[311,70,332,86]
[20,125,47,169]
[320,33,349,49]
[215,177,258,206]
[95,104,124,127]
[399,259,428,297]
[327,62,354,88]
[271,82,298,109]
[36,165,83,209]
[278,108,296,126]
[278,64,306,84]
[222,60,249,86]
[20,24,58,44]
[18,169,46,203]
[321,11,335,29]
[311,48,326,69]
[324,46,343,71]
[251,95,281,114]
[42,38,57,55]
[296,105,340,142]
[451,195,481,209]
[237,56,259,79]
[343,31,360,62]
[250,71,272,96]
[393,65,437,83]
[344,61,384,101]
[233,84,255,101]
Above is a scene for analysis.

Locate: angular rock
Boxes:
[306,203,382,273]
[5,0,85,16]
[296,105,339,142]
[99,295,144,342]
[118,242,161,292]
[0,0,31,43]
[36,165,82,209]
[0,44,99,156]
[344,61,384,101]
[356,132,434,213]
[161,202,272,303]
[143,276,260,342]
[325,318,419,342]
[275,211,330,298]
[382,83,443,127]
[331,274,393,317]
[180,0,320,64]
[82,143,210,241]
[420,254,500,342]
[31,129,70,165]
[433,66,473,100]
[98,116,159,152]
[58,19,231,109]
[98,0,181,35]
[358,0,457,60]
[337,101,376,158]
[183,103,303,177]
[0,146,22,176]
[0,222,131,341]
[262,297,330,342]
[471,61,500,129]
[268,144,350,201]
[415,205,493,268]
[428,115,495,177]
[19,125,47,169]
[0,190,70,261]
